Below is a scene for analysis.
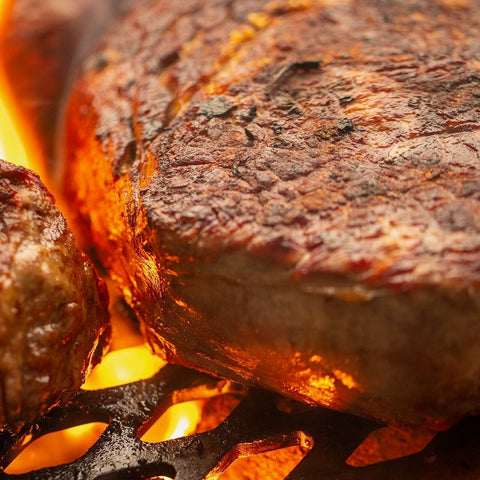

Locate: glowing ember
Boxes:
[220,445,309,480]
[347,424,436,466]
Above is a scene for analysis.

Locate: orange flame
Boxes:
[82,344,166,390]
[0,6,202,468]
[0,0,43,173]
[0,2,436,475]
[5,423,108,474]
[4,346,203,474]
[141,400,203,443]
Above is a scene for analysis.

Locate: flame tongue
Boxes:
[0,69,31,168]
[0,0,42,170]
[0,0,44,173]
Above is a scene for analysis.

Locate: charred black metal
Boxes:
[1,366,480,479]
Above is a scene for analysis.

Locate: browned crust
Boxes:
[0,159,109,430]
[64,0,480,426]
[68,0,480,290]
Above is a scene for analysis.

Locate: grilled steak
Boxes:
[0,159,109,430]
[64,0,480,427]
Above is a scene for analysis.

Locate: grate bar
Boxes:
[0,366,479,480]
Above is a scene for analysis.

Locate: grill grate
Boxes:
[0,365,480,479]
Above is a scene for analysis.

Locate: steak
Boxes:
[0,159,109,431]
[64,0,480,428]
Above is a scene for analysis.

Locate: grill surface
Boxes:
[0,365,479,479]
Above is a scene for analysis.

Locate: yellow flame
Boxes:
[0,0,10,32]
[347,425,436,466]
[141,401,203,443]
[220,445,309,480]
[82,344,166,390]
[5,423,108,474]
[0,73,31,168]
[332,369,362,391]
[0,2,202,470]
[0,0,43,172]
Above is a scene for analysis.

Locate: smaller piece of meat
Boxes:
[0,159,109,431]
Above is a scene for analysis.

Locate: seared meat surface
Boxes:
[0,159,109,430]
[64,0,480,427]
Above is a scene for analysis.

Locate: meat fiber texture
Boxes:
[64,0,480,428]
[0,159,109,431]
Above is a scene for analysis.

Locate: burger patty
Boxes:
[64,0,480,427]
[0,159,109,430]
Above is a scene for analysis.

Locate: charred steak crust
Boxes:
[0,159,109,430]
[64,0,480,427]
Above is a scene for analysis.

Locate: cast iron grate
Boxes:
[0,364,480,479]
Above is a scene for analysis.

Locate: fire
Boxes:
[5,423,109,474]
[0,72,28,166]
[347,424,436,466]
[82,344,166,390]
[0,0,43,173]
[4,345,203,474]
[0,8,203,470]
[0,18,39,171]
[0,2,439,476]
[141,400,203,443]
